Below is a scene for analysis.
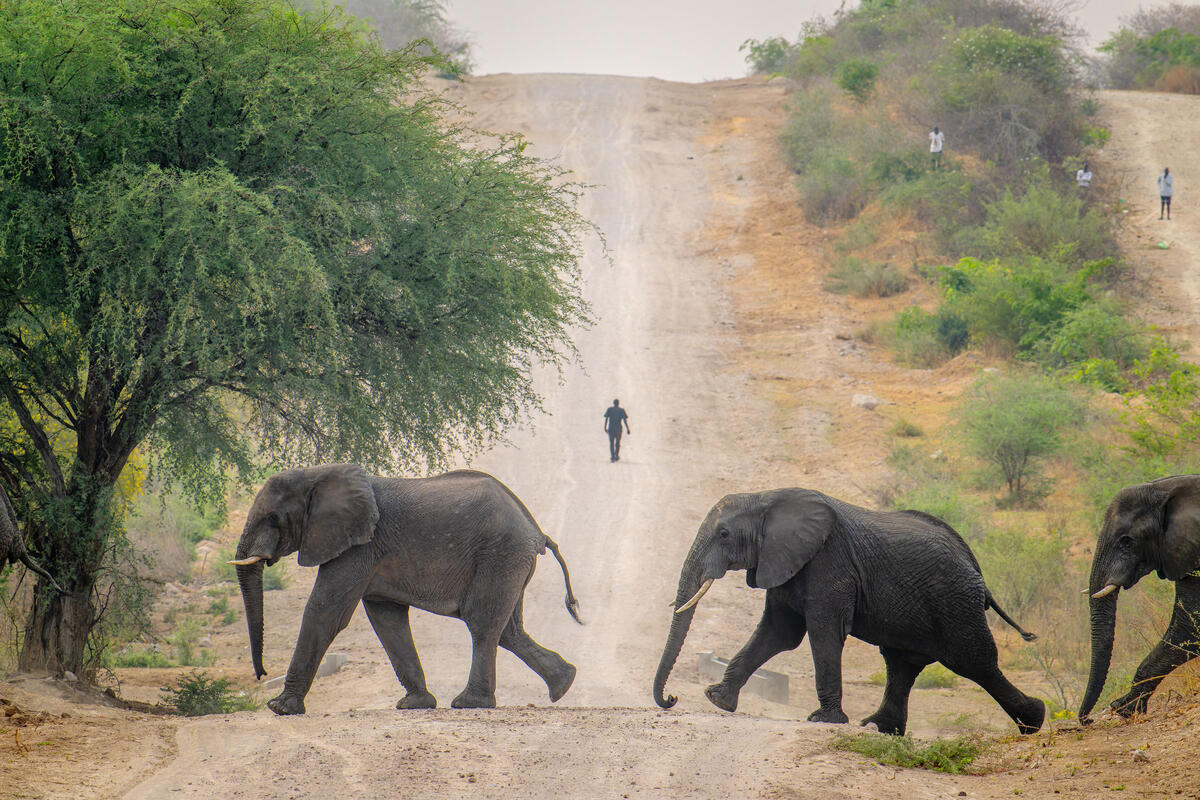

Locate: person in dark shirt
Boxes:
[603,399,631,462]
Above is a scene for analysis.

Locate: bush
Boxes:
[887,418,923,437]
[836,59,880,101]
[890,306,967,367]
[826,258,909,298]
[160,670,258,716]
[740,36,792,74]
[112,646,173,668]
[170,618,213,667]
[957,372,1084,503]
[831,733,983,773]
[974,526,1069,619]
[914,664,960,689]
[263,563,291,591]
[889,484,983,541]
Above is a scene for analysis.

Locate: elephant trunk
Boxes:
[653,552,706,708]
[236,544,267,679]
[1079,554,1120,720]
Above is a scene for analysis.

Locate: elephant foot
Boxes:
[266,693,306,716]
[1013,697,1045,734]
[451,689,497,709]
[547,663,576,703]
[397,689,437,710]
[1111,691,1149,719]
[704,683,739,713]
[806,707,849,725]
[860,712,905,736]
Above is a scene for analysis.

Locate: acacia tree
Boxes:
[0,0,590,676]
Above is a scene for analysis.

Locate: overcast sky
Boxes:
[449,0,1141,83]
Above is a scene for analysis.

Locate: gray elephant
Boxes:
[1080,474,1200,721]
[1,484,63,593]
[232,464,582,715]
[653,489,1045,736]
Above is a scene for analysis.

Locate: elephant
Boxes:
[0,484,63,594]
[232,464,582,715]
[653,488,1045,736]
[1079,474,1200,721]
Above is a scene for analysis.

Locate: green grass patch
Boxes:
[112,646,173,668]
[826,258,909,298]
[867,664,960,689]
[887,418,923,438]
[831,732,983,774]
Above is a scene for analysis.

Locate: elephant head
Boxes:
[653,489,833,708]
[1079,475,1200,720]
[233,464,380,679]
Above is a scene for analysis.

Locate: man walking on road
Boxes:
[604,399,631,462]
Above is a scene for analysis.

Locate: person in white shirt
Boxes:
[929,126,945,170]
[1158,167,1174,220]
[1076,162,1092,189]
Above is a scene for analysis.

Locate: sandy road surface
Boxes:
[1095,90,1200,351]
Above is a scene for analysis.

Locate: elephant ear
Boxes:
[755,491,836,589]
[298,464,380,567]
[1161,478,1200,581]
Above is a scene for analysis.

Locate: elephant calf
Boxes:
[654,488,1044,736]
[233,464,582,715]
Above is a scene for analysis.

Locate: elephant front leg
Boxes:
[805,619,850,725]
[1113,577,1200,717]
[270,568,365,716]
[706,598,805,712]
[363,598,437,710]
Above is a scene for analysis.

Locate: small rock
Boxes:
[834,332,852,340]
[930,449,944,460]
[851,393,879,410]
[63,670,78,682]
[1132,749,1150,763]
[198,636,213,648]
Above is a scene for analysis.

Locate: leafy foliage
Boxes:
[831,733,983,774]
[836,59,880,102]
[1099,4,1200,92]
[160,670,257,716]
[342,0,473,75]
[740,36,792,74]
[0,0,591,675]
[957,372,1084,504]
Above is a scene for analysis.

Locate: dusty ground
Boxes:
[2,79,1199,799]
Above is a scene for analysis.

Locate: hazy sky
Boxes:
[449,0,1140,83]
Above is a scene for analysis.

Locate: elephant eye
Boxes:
[718,528,729,539]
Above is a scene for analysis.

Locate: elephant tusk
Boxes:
[1091,584,1119,599]
[675,578,715,614]
[227,556,264,566]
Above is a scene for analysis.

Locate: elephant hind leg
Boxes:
[861,648,930,736]
[499,598,576,702]
[363,598,436,710]
[948,659,1044,734]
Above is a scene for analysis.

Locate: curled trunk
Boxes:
[237,560,267,679]
[653,555,704,708]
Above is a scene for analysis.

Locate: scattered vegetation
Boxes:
[831,732,983,774]
[160,670,258,716]
[1099,4,1200,93]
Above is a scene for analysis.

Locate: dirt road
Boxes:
[7,79,1200,799]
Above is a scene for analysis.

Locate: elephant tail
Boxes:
[545,536,584,625]
[986,591,1037,642]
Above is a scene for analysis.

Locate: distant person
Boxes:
[1158,167,1174,220]
[928,126,945,170]
[1076,162,1092,189]
[603,398,631,462]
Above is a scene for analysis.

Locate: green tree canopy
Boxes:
[0,0,591,675]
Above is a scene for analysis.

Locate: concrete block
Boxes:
[263,652,348,692]
[697,651,789,705]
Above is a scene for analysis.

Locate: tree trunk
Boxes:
[18,587,95,676]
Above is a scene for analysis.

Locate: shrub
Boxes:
[263,563,291,591]
[889,484,983,541]
[973,526,1069,619]
[740,36,792,74]
[914,664,960,689]
[887,418,923,437]
[826,258,909,297]
[957,372,1084,504]
[836,58,880,102]
[112,646,173,668]
[831,733,983,774]
[890,306,967,367]
[169,618,213,667]
[160,670,258,716]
